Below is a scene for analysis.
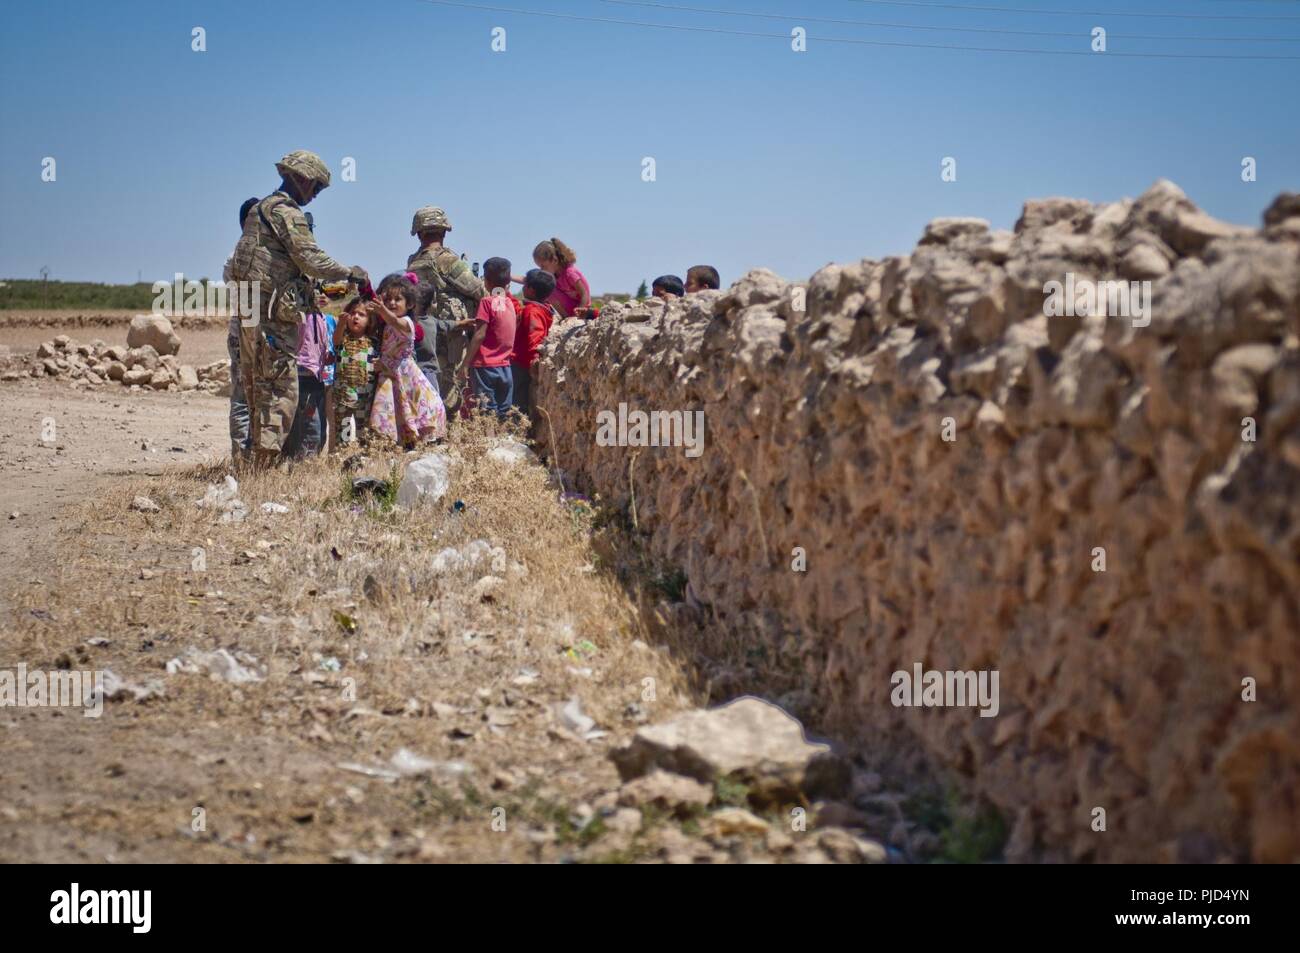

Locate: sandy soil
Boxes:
[0,380,229,610]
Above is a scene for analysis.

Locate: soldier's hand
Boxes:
[350,265,369,284]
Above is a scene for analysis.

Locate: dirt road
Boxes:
[0,380,229,606]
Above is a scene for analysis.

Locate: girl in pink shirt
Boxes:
[532,238,591,318]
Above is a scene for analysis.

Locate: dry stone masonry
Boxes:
[0,321,230,395]
[535,181,1300,863]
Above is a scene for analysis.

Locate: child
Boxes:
[511,269,559,419]
[685,265,721,293]
[320,298,338,445]
[651,275,685,301]
[532,238,591,318]
[459,257,517,419]
[283,296,331,458]
[368,273,447,447]
[330,297,378,450]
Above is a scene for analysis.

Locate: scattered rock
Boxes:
[126,314,181,355]
[617,770,713,816]
[610,697,834,805]
[703,807,770,837]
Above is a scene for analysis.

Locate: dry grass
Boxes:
[1,416,717,863]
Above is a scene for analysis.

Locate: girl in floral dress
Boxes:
[367,272,446,447]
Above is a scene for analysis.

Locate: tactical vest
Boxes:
[227,193,309,351]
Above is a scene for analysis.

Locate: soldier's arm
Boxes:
[269,204,353,281]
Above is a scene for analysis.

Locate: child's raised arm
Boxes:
[369,298,410,334]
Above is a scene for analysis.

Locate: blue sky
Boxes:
[1,0,1297,294]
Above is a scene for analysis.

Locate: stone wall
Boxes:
[534,182,1300,863]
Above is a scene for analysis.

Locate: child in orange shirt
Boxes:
[510,269,559,418]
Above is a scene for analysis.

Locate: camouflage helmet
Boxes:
[411,206,453,236]
[275,150,331,190]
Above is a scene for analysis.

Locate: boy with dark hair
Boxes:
[459,256,517,419]
[651,275,685,300]
[511,269,559,418]
[685,265,721,292]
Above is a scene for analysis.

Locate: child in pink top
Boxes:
[532,237,591,318]
[367,273,447,446]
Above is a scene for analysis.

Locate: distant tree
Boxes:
[635,280,648,300]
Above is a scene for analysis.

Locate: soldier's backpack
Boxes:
[429,246,481,323]
[227,194,292,284]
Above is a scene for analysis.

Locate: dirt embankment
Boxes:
[0,310,228,330]
[535,182,1300,863]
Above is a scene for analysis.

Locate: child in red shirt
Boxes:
[511,269,559,418]
[458,256,518,419]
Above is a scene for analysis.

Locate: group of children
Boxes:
[272,231,725,456]
[650,265,721,301]
[286,238,600,454]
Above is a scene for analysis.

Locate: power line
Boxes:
[604,0,1300,40]
[418,0,1300,56]
[841,0,1300,19]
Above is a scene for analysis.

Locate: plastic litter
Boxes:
[165,647,265,684]
[431,540,506,575]
[195,476,248,521]
[260,502,290,514]
[195,476,239,508]
[396,453,451,508]
[350,477,390,498]
[91,670,164,705]
[485,436,538,467]
[559,696,595,736]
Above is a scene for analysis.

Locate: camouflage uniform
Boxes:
[227,151,353,463]
[405,206,484,413]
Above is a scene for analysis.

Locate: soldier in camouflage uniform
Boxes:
[405,206,484,414]
[227,151,368,468]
